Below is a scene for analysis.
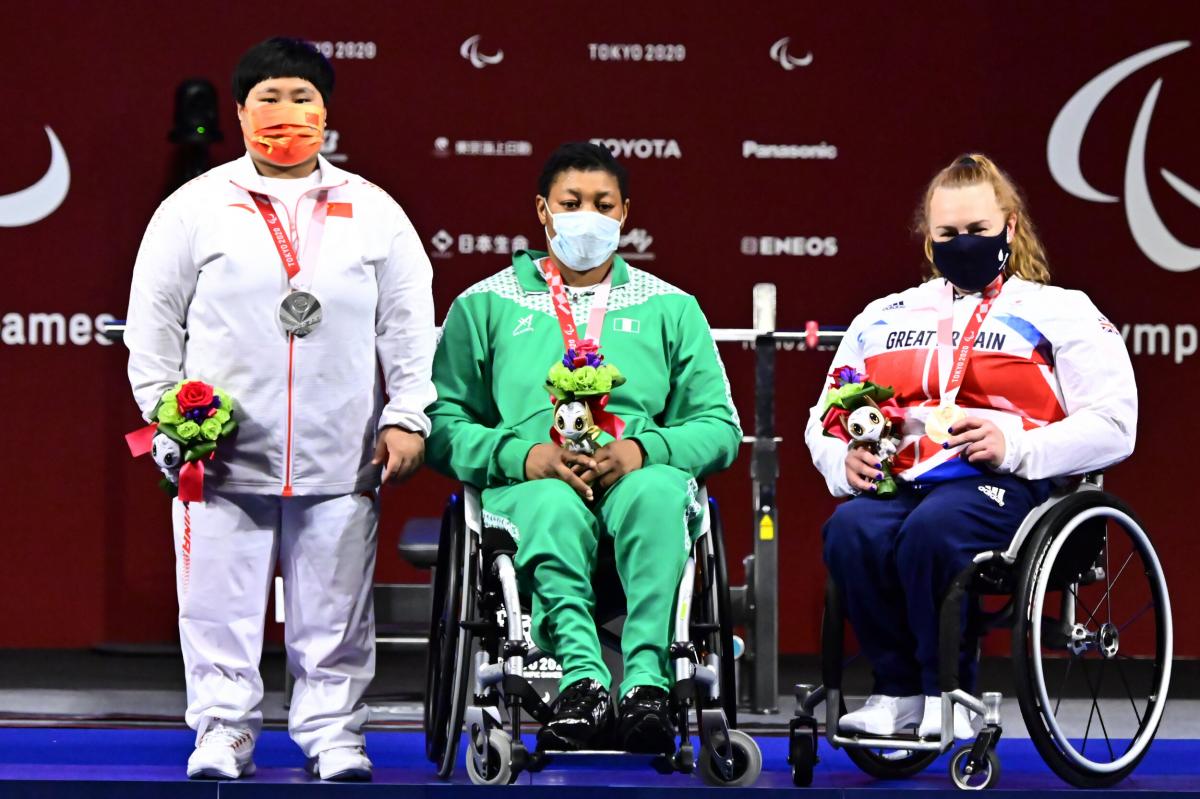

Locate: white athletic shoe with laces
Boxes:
[187,722,256,779]
[917,695,979,740]
[307,746,373,781]
[838,694,924,735]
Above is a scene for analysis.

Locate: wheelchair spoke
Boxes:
[1079,656,1116,761]
[1098,550,1136,609]
[1112,655,1144,736]
[1068,584,1102,630]
[1118,600,1153,633]
[1080,657,1099,748]
[1053,655,1074,716]
[1104,530,1113,622]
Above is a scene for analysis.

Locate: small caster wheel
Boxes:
[466,729,518,785]
[949,745,1000,790]
[698,729,762,787]
[789,731,815,787]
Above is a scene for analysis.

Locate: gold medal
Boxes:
[925,404,967,444]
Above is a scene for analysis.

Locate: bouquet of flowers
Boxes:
[820,366,904,497]
[125,380,237,502]
[545,340,626,453]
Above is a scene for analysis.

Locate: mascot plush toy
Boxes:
[554,400,602,455]
[545,340,626,459]
[820,366,903,497]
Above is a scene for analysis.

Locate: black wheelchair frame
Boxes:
[424,485,763,786]
[788,476,1173,790]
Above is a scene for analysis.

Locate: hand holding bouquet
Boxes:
[126,380,237,502]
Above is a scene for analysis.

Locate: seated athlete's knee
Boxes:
[527,478,591,517]
[821,499,875,567]
[895,506,963,562]
[611,464,692,507]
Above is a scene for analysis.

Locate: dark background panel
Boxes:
[0,2,1195,655]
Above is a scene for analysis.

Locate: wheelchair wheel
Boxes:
[789,726,816,787]
[424,494,475,779]
[1012,491,1172,788]
[707,496,739,727]
[948,745,1001,790]
[698,728,762,787]
[466,729,517,786]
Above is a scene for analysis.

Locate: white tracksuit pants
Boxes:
[172,490,378,756]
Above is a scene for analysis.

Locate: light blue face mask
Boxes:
[545,207,623,271]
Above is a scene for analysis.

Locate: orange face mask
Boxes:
[240,103,326,166]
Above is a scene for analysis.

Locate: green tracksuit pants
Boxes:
[482,464,703,697]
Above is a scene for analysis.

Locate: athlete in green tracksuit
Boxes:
[426,142,740,755]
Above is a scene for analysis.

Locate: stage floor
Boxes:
[0,728,1196,797]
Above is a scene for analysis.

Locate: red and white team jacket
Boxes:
[125,154,437,496]
[805,277,1137,497]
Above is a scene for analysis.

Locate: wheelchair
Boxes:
[788,474,1172,790]
[424,484,762,786]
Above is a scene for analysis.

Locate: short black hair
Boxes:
[232,37,334,105]
[538,142,629,201]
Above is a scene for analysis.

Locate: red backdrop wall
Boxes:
[2,2,1197,657]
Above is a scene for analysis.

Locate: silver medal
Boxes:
[279,290,322,337]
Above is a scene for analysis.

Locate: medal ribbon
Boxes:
[539,258,613,351]
[935,275,1003,406]
[250,190,329,288]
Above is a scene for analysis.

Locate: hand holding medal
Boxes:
[940,416,1007,467]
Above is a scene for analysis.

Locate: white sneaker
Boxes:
[838,694,924,735]
[917,695,978,740]
[307,746,373,781]
[187,722,256,779]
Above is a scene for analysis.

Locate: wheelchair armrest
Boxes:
[463,485,483,534]
[999,473,1106,563]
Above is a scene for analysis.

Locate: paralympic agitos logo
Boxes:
[1048,41,1199,273]
[0,127,70,227]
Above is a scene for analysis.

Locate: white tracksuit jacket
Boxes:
[125,154,437,495]
[805,277,1138,497]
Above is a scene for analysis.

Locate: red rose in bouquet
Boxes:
[176,381,215,414]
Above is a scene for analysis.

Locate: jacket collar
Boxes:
[513,249,630,294]
[227,153,349,197]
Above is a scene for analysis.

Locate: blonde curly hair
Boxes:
[916,153,1051,284]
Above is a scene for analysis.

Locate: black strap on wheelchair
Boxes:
[820,577,845,691]
[938,561,983,694]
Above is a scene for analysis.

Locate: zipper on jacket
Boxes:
[283,333,296,496]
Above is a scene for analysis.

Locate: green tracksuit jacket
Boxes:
[426,250,741,693]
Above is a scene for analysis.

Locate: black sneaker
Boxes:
[616,686,676,755]
[536,678,612,752]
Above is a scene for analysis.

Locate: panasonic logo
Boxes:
[742,140,838,160]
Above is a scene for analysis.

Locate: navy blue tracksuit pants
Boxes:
[822,473,1052,697]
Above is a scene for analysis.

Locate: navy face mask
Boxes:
[931,227,1011,292]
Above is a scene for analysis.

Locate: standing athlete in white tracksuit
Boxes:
[124,38,436,782]
[805,154,1136,741]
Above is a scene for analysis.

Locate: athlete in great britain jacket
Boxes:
[805,275,1137,497]
[125,152,437,496]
